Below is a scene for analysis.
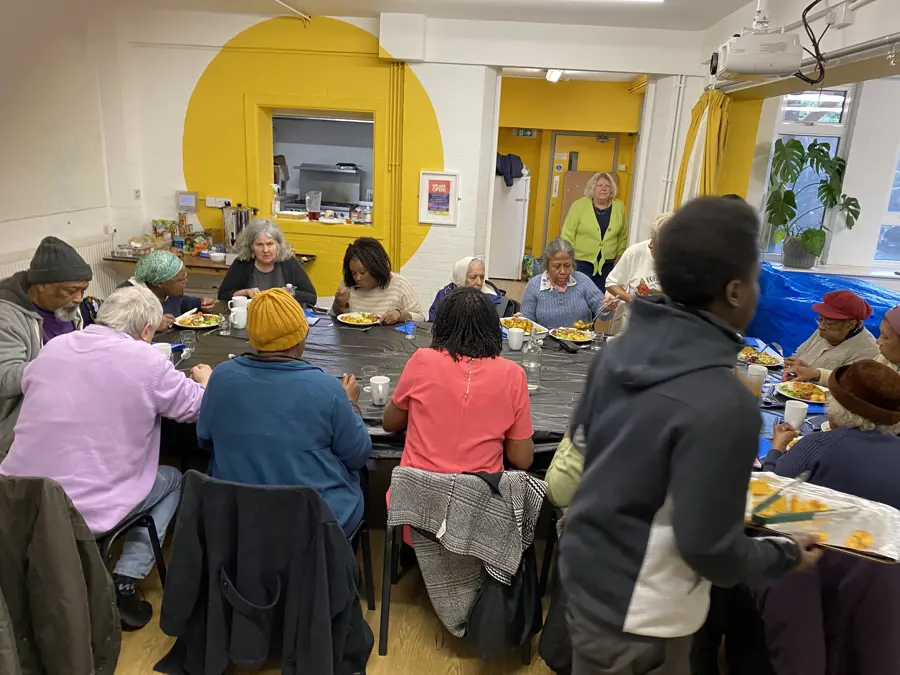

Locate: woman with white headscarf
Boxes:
[428,256,509,321]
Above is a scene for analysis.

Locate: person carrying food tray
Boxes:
[118,250,216,331]
[755,358,900,675]
[560,197,820,675]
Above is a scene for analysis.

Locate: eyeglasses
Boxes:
[817,316,851,329]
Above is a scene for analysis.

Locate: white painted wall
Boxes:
[0,0,110,254]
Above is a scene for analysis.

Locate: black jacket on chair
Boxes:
[154,471,373,675]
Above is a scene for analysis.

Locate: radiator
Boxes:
[0,235,117,299]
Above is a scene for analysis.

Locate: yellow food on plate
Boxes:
[782,382,827,403]
[177,313,220,328]
[501,317,535,333]
[552,328,592,342]
[749,479,773,496]
[739,346,781,366]
[340,313,379,325]
[844,530,875,550]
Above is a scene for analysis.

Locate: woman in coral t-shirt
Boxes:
[383,286,535,475]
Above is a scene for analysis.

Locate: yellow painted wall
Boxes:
[499,79,643,133]
[181,18,443,294]
[498,78,643,257]
[497,128,543,254]
[717,98,765,198]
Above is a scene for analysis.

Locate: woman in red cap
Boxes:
[783,290,878,375]
[787,304,900,383]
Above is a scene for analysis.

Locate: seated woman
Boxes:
[428,256,510,321]
[217,219,317,305]
[520,237,605,329]
[758,359,900,675]
[197,288,371,536]
[119,250,216,332]
[0,286,210,630]
[787,304,900,384]
[784,290,878,373]
[332,237,425,325]
[605,212,672,303]
[383,286,534,474]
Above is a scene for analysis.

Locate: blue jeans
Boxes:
[112,466,182,580]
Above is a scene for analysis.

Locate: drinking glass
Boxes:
[180,331,196,360]
[218,314,231,336]
[405,321,417,340]
[591,332,607,352]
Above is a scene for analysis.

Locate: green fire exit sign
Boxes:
[513,128,537,137]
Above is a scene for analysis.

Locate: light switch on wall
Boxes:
[618,164,627,172]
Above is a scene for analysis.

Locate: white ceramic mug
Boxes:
[784,400,809,430]
[230,308,248,329]
[370,376,390,406]
[508,327,525,351]
[229,296,249,311]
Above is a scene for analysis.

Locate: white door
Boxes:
[488,176,530,280]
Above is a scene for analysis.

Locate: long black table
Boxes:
[159,318,595,526]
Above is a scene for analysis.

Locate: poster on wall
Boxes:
[419,171,460,225]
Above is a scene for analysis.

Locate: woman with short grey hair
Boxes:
[560,171,628,291]
[97,285,165,339]
[217,219,317,306]
[520,237,605,329]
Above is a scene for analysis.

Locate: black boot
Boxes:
[114,574,153,631]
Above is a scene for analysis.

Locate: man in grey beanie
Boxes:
[0,236,92,458]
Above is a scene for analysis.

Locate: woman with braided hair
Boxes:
[383,286,534,473]
[331,237,424,325]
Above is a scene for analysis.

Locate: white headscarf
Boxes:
[451,257,496,295]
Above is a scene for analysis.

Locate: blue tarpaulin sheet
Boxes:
[746,262,900,356]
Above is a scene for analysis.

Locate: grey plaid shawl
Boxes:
[387,467,547,636]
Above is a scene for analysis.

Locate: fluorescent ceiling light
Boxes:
[546,69,564,83]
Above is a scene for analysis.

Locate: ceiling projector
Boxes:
[710,33,803,82]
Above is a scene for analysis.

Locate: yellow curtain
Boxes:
[700,89,732,197]
[673,93,709,209]
[673,90,733,208]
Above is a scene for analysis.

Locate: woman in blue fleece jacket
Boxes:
[197,288,372,535]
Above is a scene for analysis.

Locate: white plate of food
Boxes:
[500,317,549,339]
[337,312,380,327]
[174,313,222,329]
[775,381,828,404]
[738,346,784,367]
[549,327,594,343]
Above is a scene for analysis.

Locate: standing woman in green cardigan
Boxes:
[560,172,628,291]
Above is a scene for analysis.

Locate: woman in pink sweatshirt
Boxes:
[0,285,211,630]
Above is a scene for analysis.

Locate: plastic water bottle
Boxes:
[522,324,542,391]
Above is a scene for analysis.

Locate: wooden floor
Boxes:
[116,530,553,674]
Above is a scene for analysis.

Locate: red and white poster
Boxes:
[426,179,451,216]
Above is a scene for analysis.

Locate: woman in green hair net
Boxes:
[117,250,216,331]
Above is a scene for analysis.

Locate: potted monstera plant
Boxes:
[765,138,861,269]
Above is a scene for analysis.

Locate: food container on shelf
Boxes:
[209,252,226,263]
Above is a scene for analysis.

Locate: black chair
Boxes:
[349,518,375,611]
[538,507,562,598]
[96,511,167,587]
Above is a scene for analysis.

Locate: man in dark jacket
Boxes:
[560,197,821,675]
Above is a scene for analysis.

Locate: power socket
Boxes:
[205,197,232,208]
[830,5,854,29]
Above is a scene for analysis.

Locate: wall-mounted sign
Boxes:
[419,171,460,225]
[514,128,537,137]
[554,163,564,172]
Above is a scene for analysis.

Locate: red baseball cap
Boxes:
[812,290,872,321]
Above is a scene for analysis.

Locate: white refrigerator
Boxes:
[488,174,531,280]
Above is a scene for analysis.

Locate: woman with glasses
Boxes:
[783,290,878,377]
[118,250,215,331]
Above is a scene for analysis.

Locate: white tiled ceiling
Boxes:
[141,0,750,31]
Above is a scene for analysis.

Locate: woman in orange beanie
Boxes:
[196,288,372,534]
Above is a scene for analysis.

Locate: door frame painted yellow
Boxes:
[539,131,621,254]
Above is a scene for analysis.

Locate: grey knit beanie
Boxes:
[27,237,93,284]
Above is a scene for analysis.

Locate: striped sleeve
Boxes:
[761,433,826,477]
